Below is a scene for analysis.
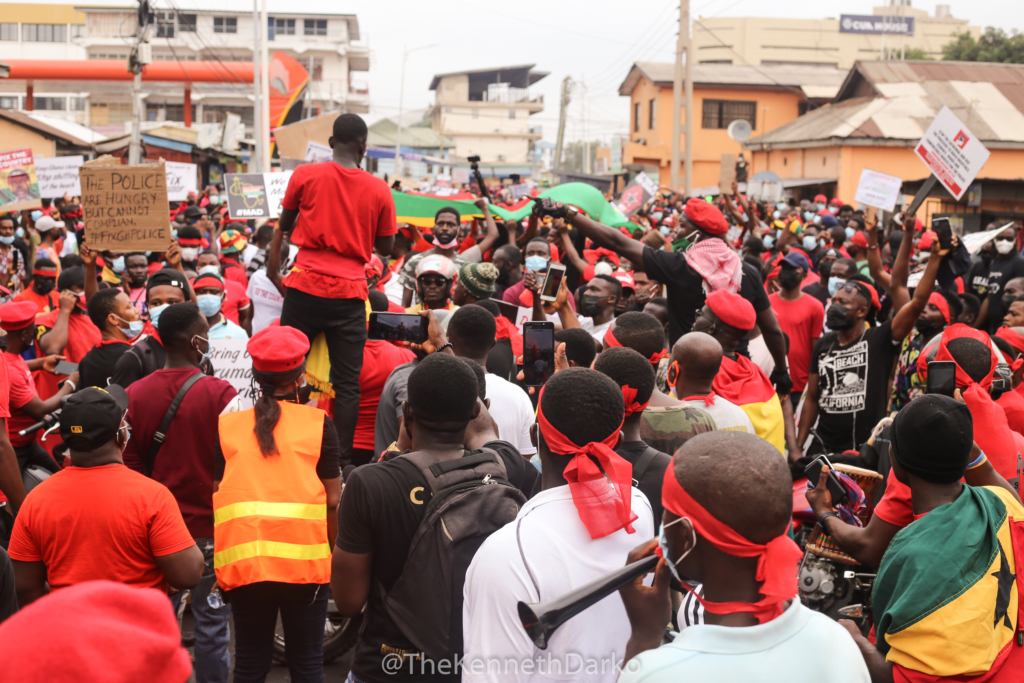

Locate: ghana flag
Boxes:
[873,485,1024,682]
[712,353,785,456]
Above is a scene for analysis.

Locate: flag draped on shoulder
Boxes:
[712,354,785,455]
[873,485,1024,682]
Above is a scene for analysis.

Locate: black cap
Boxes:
[59,385,129,451]
[891,394,973,484]
[147,268,192,301]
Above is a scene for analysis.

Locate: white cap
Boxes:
[34,216,65,232]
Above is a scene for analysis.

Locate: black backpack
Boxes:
[378,449,526,661]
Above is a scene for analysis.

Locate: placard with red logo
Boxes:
[914,106,990,201]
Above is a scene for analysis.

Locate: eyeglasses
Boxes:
[419,276,448,287]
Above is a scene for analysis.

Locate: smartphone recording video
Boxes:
[368,312,429,344]
[522,321,555,387]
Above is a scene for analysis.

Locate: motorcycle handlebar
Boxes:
[18,409,60,437]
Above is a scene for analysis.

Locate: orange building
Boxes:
[618,62,847,191]
[743,61,1024,228]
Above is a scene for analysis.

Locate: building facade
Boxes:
[428,65,546,165]
[0,3,369,135]
[619,62,847,189]
[693,3,979,69]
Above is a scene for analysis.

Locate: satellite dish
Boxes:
[727,119,752,142]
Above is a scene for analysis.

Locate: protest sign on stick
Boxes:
[719,154,736,193]
[80,156,170,251]
[854,169,902,212]
[36,156,83,199]
[0,148,42,212]
[165,161,198,201]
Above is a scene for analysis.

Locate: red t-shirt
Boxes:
[221,259,249,290]
[996,389,1024,437]
[33,310,101,401]
[281,164,397,300]
[8,464,195,591]
[123,368,237,538]
[768,292,825,393]
[222,278,251,325]
[5,352,37,448]
[355,340,415,450]
[13,288,58,315]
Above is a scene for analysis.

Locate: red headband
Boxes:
[935,323,995,391]
[34,268,58,278]
[177,238,202,247]
[996,327,1024,365]
[621,385,650,417]
[603,327,670,366]
[660,466,802,624]
[537,388,636,540]
[928,292,950,324]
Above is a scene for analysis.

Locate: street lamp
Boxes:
[395,43,438,178]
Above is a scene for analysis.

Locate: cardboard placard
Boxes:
[36,155,83,199]
[719,153,736,194]
[0,148,42,212]
[273,113,336,161]
[864,205,877,226]
[164,161,198,202]
[80,157,170,251]
[854,168,903,212]
[914,106,990,201]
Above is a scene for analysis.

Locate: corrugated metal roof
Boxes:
[618,62,847,98]
[746,60,1024,149]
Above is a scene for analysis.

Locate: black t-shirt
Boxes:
[615,440,671,526]
[803,281,829,308]
[809,320,900,452]
[969,254,1024,332]
[642,245,770,345]
[485,337,515,382]
[337,441,539,683]
[212,415,341,481]
[78,340,131,389]
[110,335,214,388]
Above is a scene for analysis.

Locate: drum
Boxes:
[805,464,884,565]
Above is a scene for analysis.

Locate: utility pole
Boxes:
[260,0,270,171]
[128,0,150,165]
[395,43,438,178]
[253,0,262,172]
[553,76,572,171]
[683,0,693,196]
[670,0,683,193]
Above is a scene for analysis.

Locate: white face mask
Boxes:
[996,239,1015,255]
[180,247,199,262]
[658,516,696,584]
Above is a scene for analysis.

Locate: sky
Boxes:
[12,0,1024,144]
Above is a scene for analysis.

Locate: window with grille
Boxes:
[214,17,237,34]
[633,102,640,133]
[0,24,17,41]
[648,98,656,129]
[177,14,196,32]
[23,24,67,42]
[33,97,66,111]
[269,18,294,40]
[151,12,175,38]
[0,96,21,109]
[304,19,326,36]
[701,99,756,130]
[309,57,323,81]
[70,98,86,111]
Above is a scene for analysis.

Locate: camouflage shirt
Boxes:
[639,404,717,456]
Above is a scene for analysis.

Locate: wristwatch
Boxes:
[564,206,579,224]
[816,511,839,530]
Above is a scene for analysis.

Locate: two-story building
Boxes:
[428,64,546,165]
[618,61,848,190]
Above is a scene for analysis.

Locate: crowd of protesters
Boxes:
[0,113,1020,683]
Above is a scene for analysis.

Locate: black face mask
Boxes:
[915,317,942,334]
[1002,295,1017,312]
[826,303,854,331]
[579,294,603,317]
[778,269,802,290]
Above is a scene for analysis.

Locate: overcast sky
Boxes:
[14,0,1023,143]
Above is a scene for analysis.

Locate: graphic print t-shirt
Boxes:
[809,320,900,452]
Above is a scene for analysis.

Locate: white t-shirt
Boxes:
[579,316,612,344]
[246,269,285,334]
[241,242,260,268]
[682,395,755,435]
[619,600,869,683]
[463,486,655,683]
[484,373,537,456]
[748,334,776,377]
[384,274,406,307]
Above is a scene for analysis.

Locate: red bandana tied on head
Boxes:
[537,388,637,540]
[928,292,950,324]
[621,385,649,417]
[996,327,1024,370]
[582,247,621,268]
[660,466,803,624]
[603,326,669,365]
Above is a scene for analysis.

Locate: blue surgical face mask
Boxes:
[803,211,814,222]
[209,195,221,204]
[817,203,826,211]
[813,215,822,225]
[31,210,42,222]
[197,293,223,317]
[111,256,125,273]
[0,235,14,246]
[803,236,818,251]
[828,277,847,297]
[193,334,212,362]
[15,228,24,238]
[829,205,840,215]
[845,226,856,240]
[198,265,220,277]
[763,235,775,249]
[658,516,695,584]
[772,210,781,219]
[148,303,169,328]
[659,225,671,237]
[115,315,144,340]
[525,255,549,272]
[776,202,788,211]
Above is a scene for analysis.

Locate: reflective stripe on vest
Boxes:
[213,402,330,591]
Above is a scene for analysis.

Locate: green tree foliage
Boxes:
[901,47,932,60]
[942,28,1024,63]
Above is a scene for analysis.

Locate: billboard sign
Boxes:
[839,14,914,35]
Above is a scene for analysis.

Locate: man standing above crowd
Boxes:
[268,113,396,471]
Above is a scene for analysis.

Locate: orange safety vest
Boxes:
[213,402,331,591]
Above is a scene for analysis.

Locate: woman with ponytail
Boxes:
[212,325,342,683]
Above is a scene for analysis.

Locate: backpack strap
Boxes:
[631,446,661,487]
[143,372,205,477]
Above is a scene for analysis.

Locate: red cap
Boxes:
[850,231,869,248]
[706,290,756,331]
[683,198,728,236]
[0,300,39,331]
[612,271,636,293]
[247,325,310,373]
[918,230,937,251]
[192,273,225,291]
[814,194,827,203]
[830,197,843,206]
[0,580,192,683]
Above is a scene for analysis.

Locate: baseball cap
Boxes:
[782,251,811,271]
[34,216,65,232]
[60,385,129,451]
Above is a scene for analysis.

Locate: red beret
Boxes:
[706,290,756,331]
[0,580,192,683]
[248,325,310,373]
[683,198,728,236]
[850,231,869,248]
[0,300,39,331]
[852,281,881,312]
[192,273,225,291]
